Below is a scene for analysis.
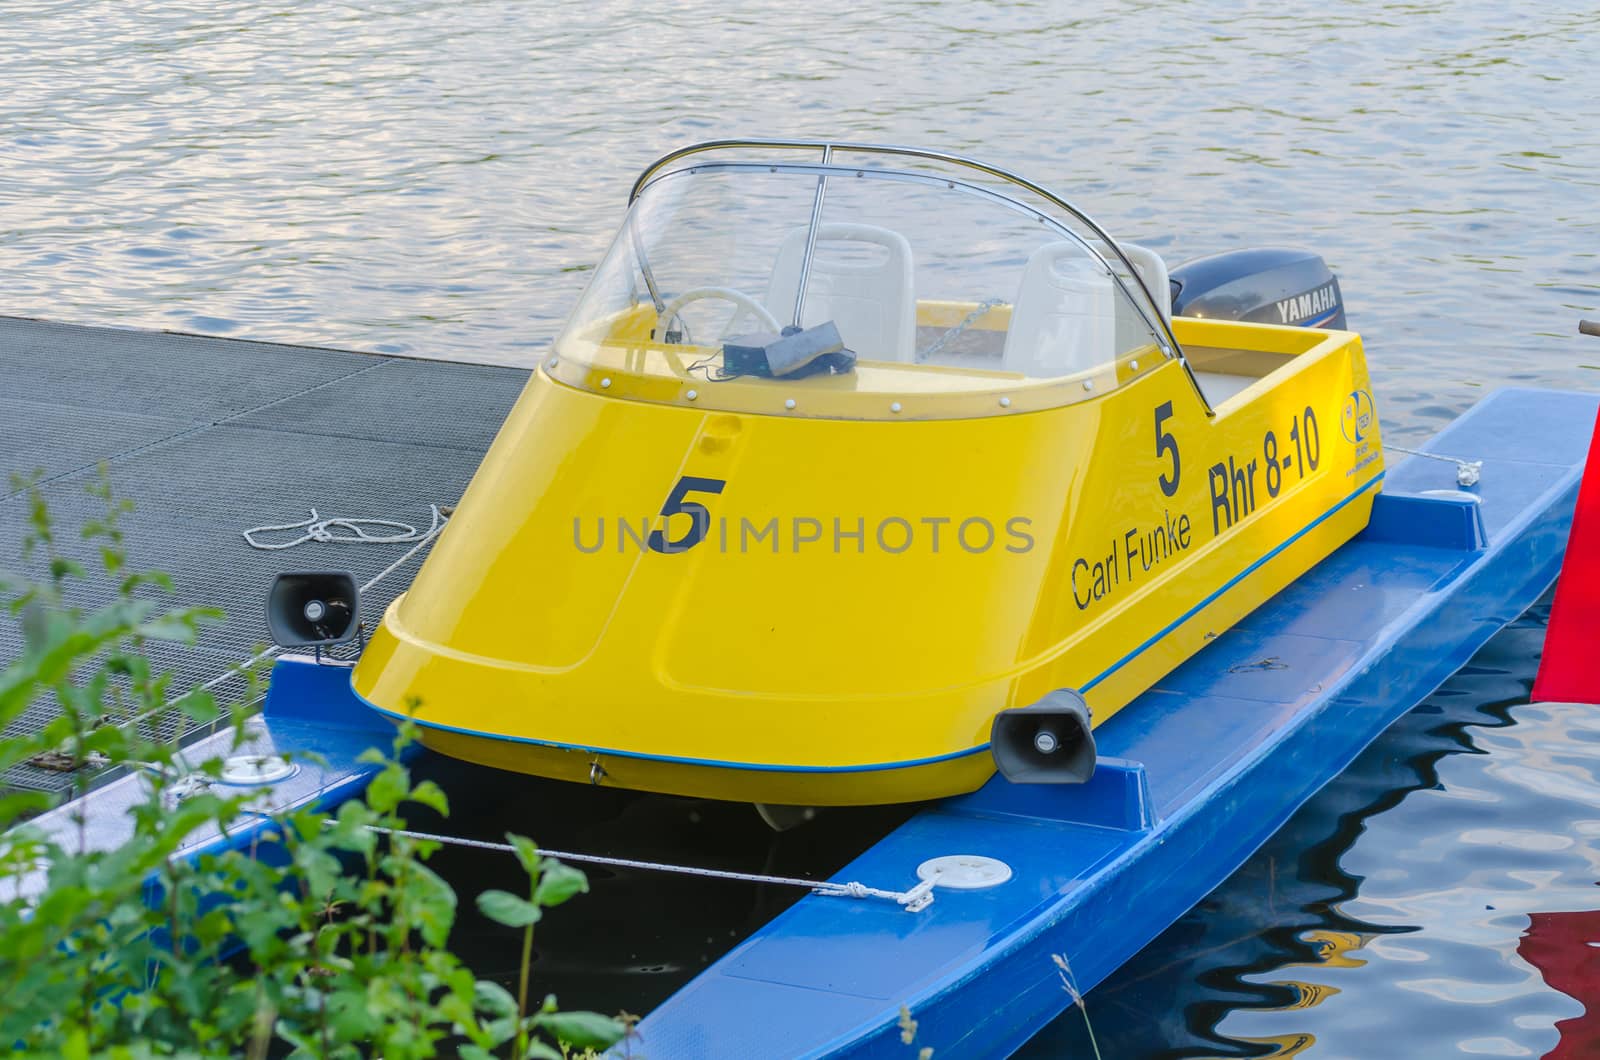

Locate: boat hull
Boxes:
[354,317,1384,803]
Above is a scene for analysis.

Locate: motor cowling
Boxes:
[1169,247,1346,330]
[990,689,1096,784]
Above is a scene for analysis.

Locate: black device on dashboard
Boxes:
[721,322,856,379]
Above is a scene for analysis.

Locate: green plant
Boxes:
[0,471,629,1058]
[1052,953,1101,1060]
[473,836,615,1060]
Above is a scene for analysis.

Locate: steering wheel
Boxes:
[654,286,781,344]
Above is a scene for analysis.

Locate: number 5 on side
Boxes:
[648,476,727,554]
[1155,401,1181,498]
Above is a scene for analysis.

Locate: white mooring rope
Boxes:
[1384,444,1482,486]
[364,824,937,913]
[350,514,452,597]
[242,505,447,551]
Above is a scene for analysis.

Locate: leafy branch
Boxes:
[0,472,630,1058]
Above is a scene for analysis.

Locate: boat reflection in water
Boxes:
[1520,910,1600,1060]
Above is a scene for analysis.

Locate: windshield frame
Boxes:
[628,139,1206,411]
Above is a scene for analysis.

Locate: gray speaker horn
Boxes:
[266,572,359,648]
[990,689,1097,784]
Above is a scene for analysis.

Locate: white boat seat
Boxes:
[765,223,916,363]
[1118,242,1171,322]
[1002,240,1185,384]
[1001,242,1117,378]
[1118,245,1260,407]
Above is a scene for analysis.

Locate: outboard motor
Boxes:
[1169,247,1345,330]
[990,689,1096,784]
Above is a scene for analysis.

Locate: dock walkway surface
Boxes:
[0,316,525,795]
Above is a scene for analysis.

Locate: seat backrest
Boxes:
[765,223,916,363]
[1000,242,1117,379]
[1118,242,1171,322]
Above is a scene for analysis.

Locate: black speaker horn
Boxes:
[266,572,359,648]
[990,689,1097,785]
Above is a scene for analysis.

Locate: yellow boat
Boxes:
[349,140,1386,805]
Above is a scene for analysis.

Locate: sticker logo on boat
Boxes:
[1341,389,1374,444]
[1275,283,1338,325]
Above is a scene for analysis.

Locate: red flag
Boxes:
[1533,406,1600,703]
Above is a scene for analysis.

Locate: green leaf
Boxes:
[408,779,450,817]
[534,859,588,908]
[536,1010,627,1050]
[485,1014,522,1046]
[138,613,200,643]
[0,789,52,825]
[49,557,84,582]
[474,980,519,1019]
[366,762,408,814]
[142,571,176,593]
[404,862,459,948]
[476,889,541,928]
[173,688,220,725]
[60,1025,90,1060]
[507,833,539,875]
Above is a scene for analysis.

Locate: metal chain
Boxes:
[918,298,1004,362]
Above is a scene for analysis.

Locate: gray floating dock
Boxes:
[0,316,524,794]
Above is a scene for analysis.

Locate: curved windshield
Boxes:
[550,158,1174,419]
